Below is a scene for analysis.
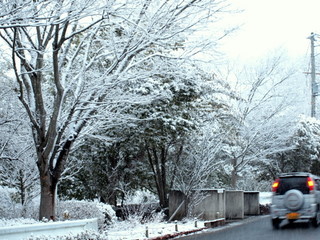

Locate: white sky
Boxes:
[220,0,320,62]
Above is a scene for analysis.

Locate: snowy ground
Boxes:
[105,216,271,240]
[106,219,206,240]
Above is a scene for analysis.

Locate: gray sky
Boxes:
[221,0,320,62]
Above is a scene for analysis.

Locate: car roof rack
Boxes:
[278,172,320,179]
[278,172,309,177]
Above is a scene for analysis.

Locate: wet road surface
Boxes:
[178,216,320,240]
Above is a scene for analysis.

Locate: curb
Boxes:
[148,227,207,240]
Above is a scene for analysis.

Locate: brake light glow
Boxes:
[272,179,280,192]
[307,177,315,191]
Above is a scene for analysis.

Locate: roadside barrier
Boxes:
[0,218,98,240]
[204,218,226,228]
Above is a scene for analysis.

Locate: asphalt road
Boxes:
[178,216,320,240]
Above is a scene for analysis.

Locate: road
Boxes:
[178,216,320,240]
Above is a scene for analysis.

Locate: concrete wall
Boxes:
[192,189,225,220]
[169,189,260,221]
[244,191,260,215]
[0,218,98,240]
[169,190,187,221]
[169,189,225,221]
[225,190,244,219]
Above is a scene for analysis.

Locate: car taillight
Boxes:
[307,177,315,191]
[272,178,280,192]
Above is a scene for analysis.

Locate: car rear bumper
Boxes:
[271,204,317,219]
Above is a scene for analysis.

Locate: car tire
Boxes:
[311,217,318,227]
[272,218,281,229]
[288,219,295,224]
[311,210,319,228]
[284,189,304,211]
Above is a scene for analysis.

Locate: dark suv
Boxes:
[270,172,320,229]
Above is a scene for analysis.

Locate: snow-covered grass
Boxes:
[106,219,206,240]
[24,230,108,240]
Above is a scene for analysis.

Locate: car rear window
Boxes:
[276,176,310,195]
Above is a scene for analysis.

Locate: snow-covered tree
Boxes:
[170,70,238,191]
[59,136,150,206]
[261,116,320,177]
[223,55,298,189]
[0,58,39,216]
[0,0,230,219]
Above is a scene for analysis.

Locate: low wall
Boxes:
[244,191,260,215]
[225,190,244,219]
[192,189,225,220]
[169,189,260,221]
[169,191,188,221]
[0,218,98,240]
[169,189,225,221]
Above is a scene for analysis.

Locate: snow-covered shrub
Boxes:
[119,203,163,224]
[0,186,20,219]
[56,200,116,227]
[123,189,158,205]
[21,201,40,220]
[117,190,162,223]
[0,186,40,220]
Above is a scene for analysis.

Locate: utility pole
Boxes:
[308,32,317,117]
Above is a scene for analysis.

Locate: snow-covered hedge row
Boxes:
[0,187,116,228]
[56,200,116,227]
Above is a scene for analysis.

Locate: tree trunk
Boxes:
[160,147,168,208]
[36,140,72,220]
[18,170,25,206]
[231,169,237,189]
[39,173,57,221]
[231,158,238,189]
[146,144,169,209]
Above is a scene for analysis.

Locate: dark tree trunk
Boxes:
[37,139,73,220]
[146,144,169,209]
[39,174,57,220]
[231,158,238,189]
[18,169,26,205]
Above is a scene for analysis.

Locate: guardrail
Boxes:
[0,218,98,240]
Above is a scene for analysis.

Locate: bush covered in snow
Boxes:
[0,186,40,219]
[56,200,116,227]
[123,189,158,205]
[0,194,116,229]
[0,186,21,219]
[115,190,163,223]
